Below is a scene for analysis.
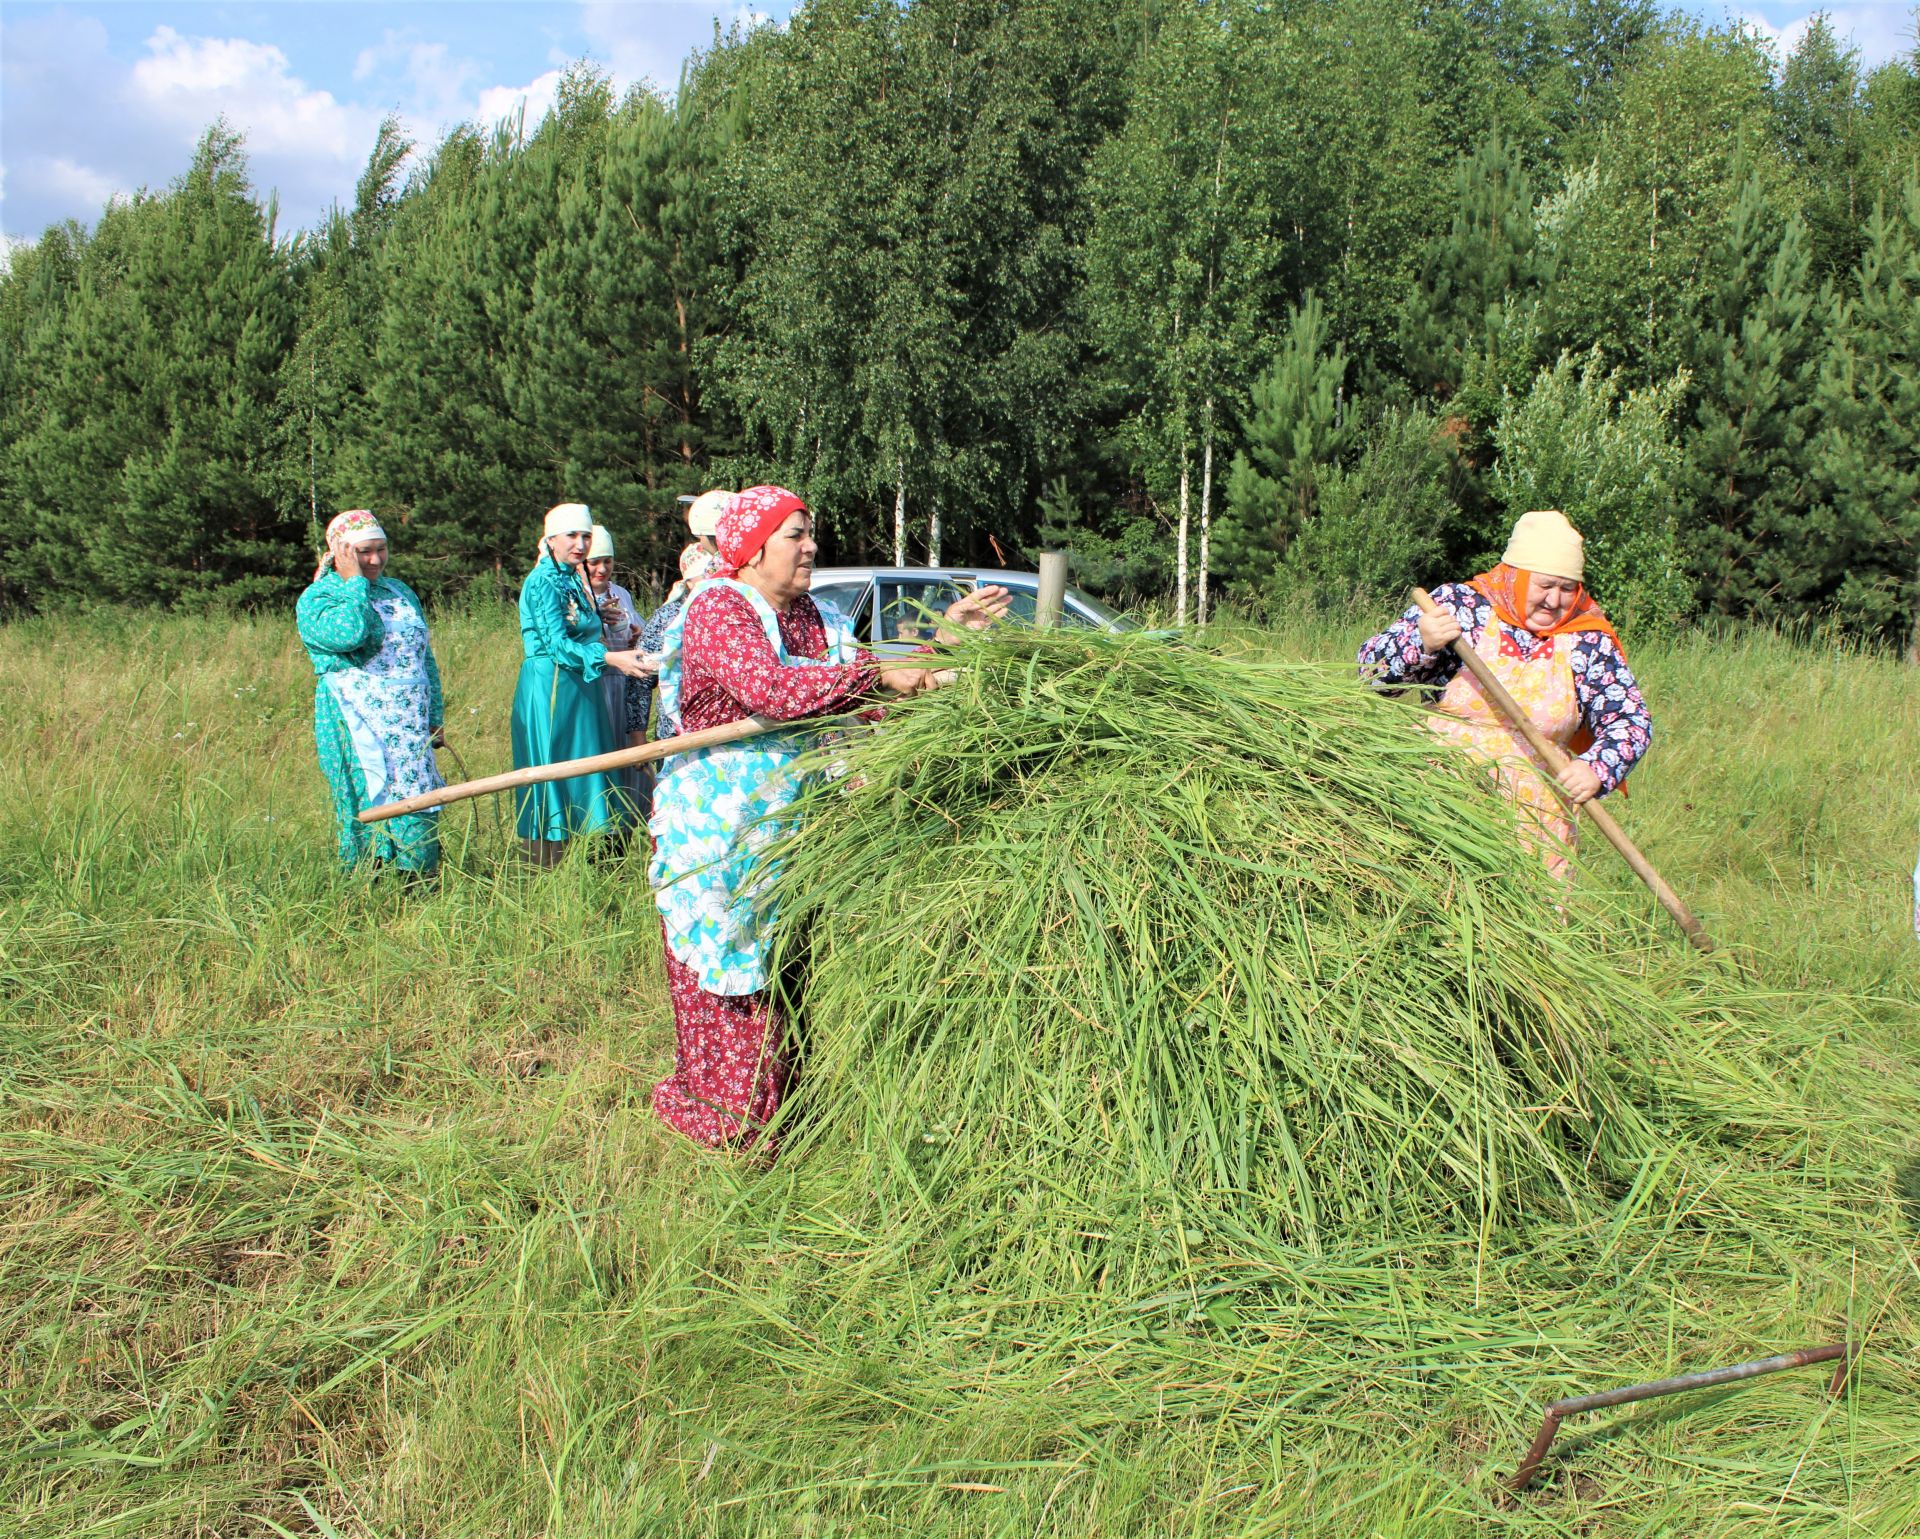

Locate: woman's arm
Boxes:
[527,564,607,682]
[1356,582,1481,689]
[683,589,878,721]
[1570,634,1652,795]
[296,574,378,656]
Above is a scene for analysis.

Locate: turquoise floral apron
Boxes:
[648,579,858,995]
[328,587,444,810]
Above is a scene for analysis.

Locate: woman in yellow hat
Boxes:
[1358,510,1652,879]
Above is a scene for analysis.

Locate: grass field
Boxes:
[2,604,1916,1538]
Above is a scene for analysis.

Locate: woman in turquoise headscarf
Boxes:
[512,502,654,865]
[296,509,446,878]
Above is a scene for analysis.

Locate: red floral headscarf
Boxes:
[715,486,807,576]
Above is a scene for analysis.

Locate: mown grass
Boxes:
[1,604,1915,1537]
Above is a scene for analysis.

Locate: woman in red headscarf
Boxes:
[646,486,1010,1150]
[1357,509,1652,880]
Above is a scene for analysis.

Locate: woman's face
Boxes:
[585,556,613,589]
[355,539,389,579]
[745,511,817,600]
[548,530,590,566]
[1525,573,1580,630]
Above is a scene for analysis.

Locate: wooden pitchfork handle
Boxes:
[358,713,802,825]
[1410,588,1715,954]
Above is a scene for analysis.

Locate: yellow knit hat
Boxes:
[1502,509,1584,582]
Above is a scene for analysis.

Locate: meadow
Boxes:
[2,603,1916,1538]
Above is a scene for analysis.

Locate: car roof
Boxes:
[811,566,1042,583]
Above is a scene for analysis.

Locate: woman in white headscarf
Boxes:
[583,523,656,818]
[511,503,653,865]
[296,509,447,877]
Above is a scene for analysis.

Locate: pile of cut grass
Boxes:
[736,627,1919,1517]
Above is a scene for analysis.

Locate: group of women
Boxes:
[298,497,1682,1150]
[298,486,1007,1149]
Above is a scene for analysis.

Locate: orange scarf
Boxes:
[1468,564,1627,769]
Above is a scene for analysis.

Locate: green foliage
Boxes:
[1807,173,1920,640]
[7,128,295,607]
[1270,406,1454,607]
[1680,174,1826,615]
[1217,294,1349,590]
[2,2,1919,637]
[1491,347,1692,627]
[1398,130,1545,403]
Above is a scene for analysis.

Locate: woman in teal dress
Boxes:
[512,502,654,864]
[296,509,446,876]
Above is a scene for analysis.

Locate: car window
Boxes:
[877,578,963,643]
[992,583,1097,629]
[811,582,872,642]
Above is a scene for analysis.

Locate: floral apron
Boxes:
[648,579,857,995]
[1427,624,1580,880]
[327,589,444,810]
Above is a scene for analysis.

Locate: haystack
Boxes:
[766,632,1772,1269]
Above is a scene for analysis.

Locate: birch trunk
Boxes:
[1198,399,1214,628]
[1176,443,1191,627]
[893,465,906,567]
[928,504,942,565]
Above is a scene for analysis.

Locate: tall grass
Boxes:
[1,606,1915,1536]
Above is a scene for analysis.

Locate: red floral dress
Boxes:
[652,587,879,1148]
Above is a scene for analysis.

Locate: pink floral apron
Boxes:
[1427,625,1579,880]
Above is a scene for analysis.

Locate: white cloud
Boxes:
[475,69,568,137]
[1,3,784,240]
[579,1,762,95]
[1739,7,1917,70]
[131,25,373,164]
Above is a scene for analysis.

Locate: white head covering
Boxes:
[586,524,615,561]
[540,501,593,558]
[1502,509,1585,583]
[327,509,387,547]
[686,489,732,539]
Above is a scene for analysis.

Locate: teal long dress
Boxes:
[296,570,445,872]
[512,554,630,841]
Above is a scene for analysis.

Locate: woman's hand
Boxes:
[1416,607,1461,655]
[605,649,652,679]
[1556,758,1602,805]
[877,664,930,696]
[936,584,1013,644]
[597,595,625,624]
[331,536,365,580]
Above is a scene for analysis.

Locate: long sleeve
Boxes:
[1570,633,1652,794]
[1356,581,1484,692]
[521,562,607,682]
[681,588,879,726]
[297,573,378,660]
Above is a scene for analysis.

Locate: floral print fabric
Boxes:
[1357,581,1652,795]
[647,579,872,996]
[295,570,444,871]
[654,936,788,1148]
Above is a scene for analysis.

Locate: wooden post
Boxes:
[1035,551,1068,630]
[1410,588,1716,954]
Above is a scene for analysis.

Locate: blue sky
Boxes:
[2,1,1915,246]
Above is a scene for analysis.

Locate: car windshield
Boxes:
[1067,587,1141,631]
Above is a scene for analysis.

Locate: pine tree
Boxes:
[1398,130,1542,402]
[12,126,294,606]
[1216,293,1351,592]
[273,117,413,552]
[1808,174,1920,643]
[1681,174,1825,615]
[1775,16,1868,278]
